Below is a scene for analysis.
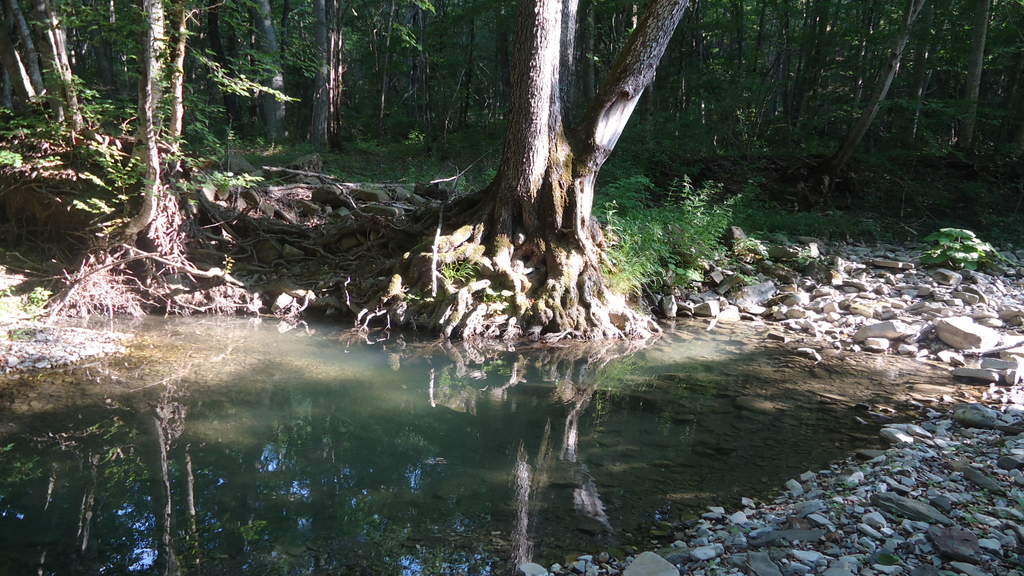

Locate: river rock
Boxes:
[869,493,953,525]
[786,479,805,497]
[747,551,783,576]
[822,558,858,576]
[952,404,1001,429]
[935,317,1001,350]
[792,550,824,565]
[864,338,890,352]
[690,545,721,561]
[952,367,1002,383]
[624,552,679,576]
[868,259,914,270]
[880,427,914,444]
[748,528,825,547]
[961,468,1004,494]
[932,268,963,286]
[949,562,993,576]
[661,295,678,318]
[928,525,983,562]
[694,301,720,318]
[854,320,913,341]
[516,563,549,576]
[996,455,1024,470]
[718,306,742,322]
[769,245,802,260]
[734,282,777,308]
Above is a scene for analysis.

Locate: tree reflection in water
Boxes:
[0,318,923,574]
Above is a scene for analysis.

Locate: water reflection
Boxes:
[0,318,945,574]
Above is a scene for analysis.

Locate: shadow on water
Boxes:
[0,317,949,575]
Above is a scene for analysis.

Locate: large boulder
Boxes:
[934,317,1000,350]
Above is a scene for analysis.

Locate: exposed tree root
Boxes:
[351,195,659,342]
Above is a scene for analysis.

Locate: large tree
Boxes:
[374,0,689,340]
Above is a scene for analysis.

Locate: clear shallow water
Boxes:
[0,317,944,575]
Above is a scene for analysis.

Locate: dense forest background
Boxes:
[2,0,1023,225]
[1,0,1023,325]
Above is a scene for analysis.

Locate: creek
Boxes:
[0,317,946,574]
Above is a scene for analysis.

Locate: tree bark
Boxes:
[824,0,926,177]
[255,0,285,141]
[958,0,991,150]
[33,0,82,130]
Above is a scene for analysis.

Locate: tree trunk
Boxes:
[206,3,242,129]
[824,0,926,177]
[0,12,36,102]
[311,0,343,148]
[909,0,934,140]
[169,2,190,145]
[34,0,82,130]
[310,0,329,147]
[255,0,285,141]
[376,0,396,137]
[119,0,165,242]
[6,0,43,94]
[958,0,991,150]
[381,0,688,340]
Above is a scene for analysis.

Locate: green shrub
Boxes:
[920,228,999,270]
[597,176,733,295]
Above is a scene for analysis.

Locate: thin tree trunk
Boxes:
[6,0,43,94]
[910,1,934,140]
[0,14,36,102]
[459,17,475,129]
[311,0,343,148]
[377,0,396,137]
[310,0,329,147]
[34,0,82,130]
[959,0,992,150]
[328,0,344,148]
[169,2,190,145]
[206,2,242,129]
[255,0,285,141]
[825,0,926,176]
[120,0,165,242]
